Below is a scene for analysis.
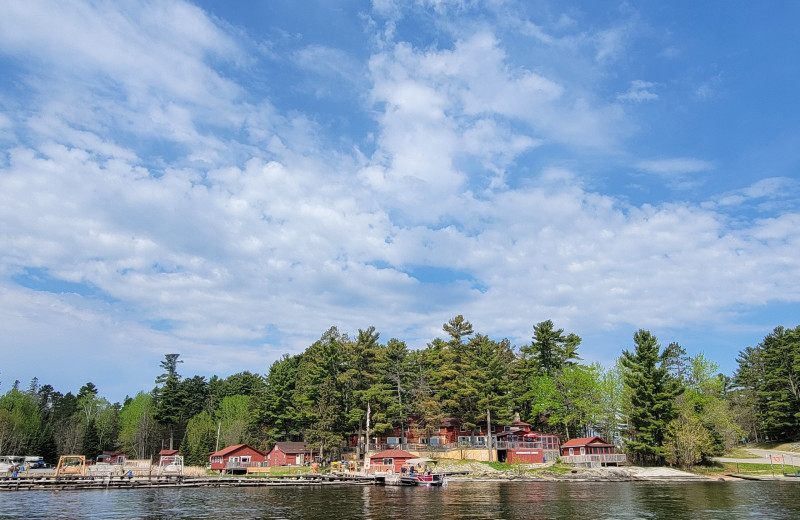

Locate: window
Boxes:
[241,456,251,464]
[382,458,393,466]
[474,426,482,433]
[460,425,468,432]
[387,437,400,445]
[504,426,512,431]
[429,437,440,445]
[458,436,471,444]
[473,436,486,445]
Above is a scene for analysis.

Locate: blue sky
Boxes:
[1,0,798,401]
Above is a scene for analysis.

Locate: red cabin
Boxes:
[369,449,416,474]
[96,451,126,464]
[560,436,617,457]
[209,444,267,474]
[266,442,313,466]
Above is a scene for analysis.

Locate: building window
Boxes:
[504,426,511,431]
[382,458,393,466]
[387,437,400,445]
[460,425,468,432]
[429,437,440,445]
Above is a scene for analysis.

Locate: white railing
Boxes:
[561,454,627,464]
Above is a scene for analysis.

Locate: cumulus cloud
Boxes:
[0,0,797,396]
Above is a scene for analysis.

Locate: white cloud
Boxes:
[0,0,798,397]
[617,80,658,102]
[636,158,715,176]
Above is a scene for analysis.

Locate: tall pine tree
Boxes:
[621,330,682,464]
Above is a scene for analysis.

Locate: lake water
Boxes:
[1,480,798,519]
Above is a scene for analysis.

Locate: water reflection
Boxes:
[0,480,798,519]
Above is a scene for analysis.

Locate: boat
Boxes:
[399,458,446,486]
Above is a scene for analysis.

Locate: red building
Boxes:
[560,436,626,467]
[560,436,617,457]
[209,444,267,474]
[266,442,313,466]
[369,449,416,474]
[494,416,560,464]
[158,449,180,458]
[96,451,126,464]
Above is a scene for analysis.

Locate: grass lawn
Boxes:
[724,448,761,459]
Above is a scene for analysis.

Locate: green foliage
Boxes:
[118,392,155,459]
[216,395,251,446]
[3,321,796,470]
[294,327,347,458]
[82,417,101,460]
[251,354,301,443]
[181,410,217,466]
[663,397,714,469]
[520,320,582,376]
[620,330,683,464]
[0,387,42,454]
[734,326,800,440]
[153,354,188,450]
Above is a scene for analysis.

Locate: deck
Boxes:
[0,473,386,492]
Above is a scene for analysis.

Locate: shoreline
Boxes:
[4,464,797,491]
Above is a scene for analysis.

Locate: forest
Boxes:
[1,317,798,469]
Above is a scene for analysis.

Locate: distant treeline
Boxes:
[1,317,798,469]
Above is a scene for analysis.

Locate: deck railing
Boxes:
[560,454,627,465]
[225,461,269,469]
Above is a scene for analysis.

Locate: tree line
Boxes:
[1,318,798,469]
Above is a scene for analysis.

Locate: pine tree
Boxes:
[621,330,683,464]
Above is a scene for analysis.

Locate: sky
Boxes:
[1,0,798,402]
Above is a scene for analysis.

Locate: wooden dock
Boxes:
[0,473,386,492]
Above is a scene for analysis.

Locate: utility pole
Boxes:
[363,403,371,473]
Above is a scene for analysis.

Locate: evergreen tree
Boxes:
[377,338,413,434]
[153,354,187,450]
[759,326,800,439]
[82,417,101,460]
[521,320,581,376]
[294,327,347,461]
[251,354,301,444]
[621,330,683,464]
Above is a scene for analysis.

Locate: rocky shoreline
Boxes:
[435,461,725,482]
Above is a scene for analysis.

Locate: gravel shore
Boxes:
[434,460,719,482]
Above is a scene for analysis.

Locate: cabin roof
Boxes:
[210,444,266,457]
[370,449,416,459]
[273,442,310,454]
[561,436,612,448]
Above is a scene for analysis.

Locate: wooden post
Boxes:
[486,408,493,462]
